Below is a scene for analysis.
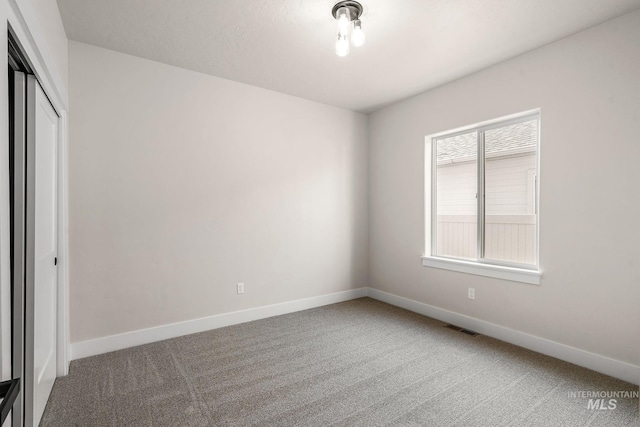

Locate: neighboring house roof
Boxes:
[436,120,537,163]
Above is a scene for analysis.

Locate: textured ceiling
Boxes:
[57,0,640,113]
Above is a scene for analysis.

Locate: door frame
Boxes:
[0,0,70,391]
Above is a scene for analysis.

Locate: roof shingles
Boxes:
[436,120,537,162]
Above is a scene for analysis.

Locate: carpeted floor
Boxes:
[41,298,639,426]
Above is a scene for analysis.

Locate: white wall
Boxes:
[23,0,68,87]
[68,42,368,343]
[369,10,640,367]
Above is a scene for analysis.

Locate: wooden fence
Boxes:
[436,215,536,265]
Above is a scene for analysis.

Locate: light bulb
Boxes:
[336,7,351,32]
[336,32,349,57]
[352,19,365,47]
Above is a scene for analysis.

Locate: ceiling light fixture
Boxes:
[332,1,365,57]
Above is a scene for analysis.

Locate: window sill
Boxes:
[421,256,541,285]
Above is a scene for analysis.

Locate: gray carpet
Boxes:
[41,298,639,426]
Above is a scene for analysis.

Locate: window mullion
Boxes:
[477,131,485,261]
[431,139,437,256]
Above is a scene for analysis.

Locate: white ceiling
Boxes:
[56,0,640,113]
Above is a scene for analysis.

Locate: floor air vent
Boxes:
[444,324,479,336]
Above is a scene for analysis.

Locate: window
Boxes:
[423,111,541,284]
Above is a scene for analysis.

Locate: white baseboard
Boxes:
[70,286,639,386]
[368,288,640,386]
[70,287,368,360]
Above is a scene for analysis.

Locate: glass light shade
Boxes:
[336,7,351,32]
[352,20,365,47]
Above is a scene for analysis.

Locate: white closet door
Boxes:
[24,75,58,427]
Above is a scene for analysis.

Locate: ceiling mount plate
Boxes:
[331,1,363,20]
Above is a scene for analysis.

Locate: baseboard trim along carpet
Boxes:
[367,288,640,386]
[70,287,368,360]
[71,286,639,386]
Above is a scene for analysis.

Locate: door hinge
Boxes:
[54,257,57,266]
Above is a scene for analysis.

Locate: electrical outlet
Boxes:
[237,283,245,294]
[468,288,475,300]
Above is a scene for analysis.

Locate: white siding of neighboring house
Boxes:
[486,153,537,215]
[435,152,537,264]
[436,159,477,216]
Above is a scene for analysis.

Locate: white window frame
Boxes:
[422,110,542,285]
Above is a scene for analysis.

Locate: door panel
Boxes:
[25,75,58,427]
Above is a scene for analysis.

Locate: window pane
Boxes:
[434,131,477,260]
[484,120,538,265]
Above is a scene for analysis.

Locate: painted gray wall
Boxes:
[368,11,640,366]
[26,0,68,87]
[68,42,368,342]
